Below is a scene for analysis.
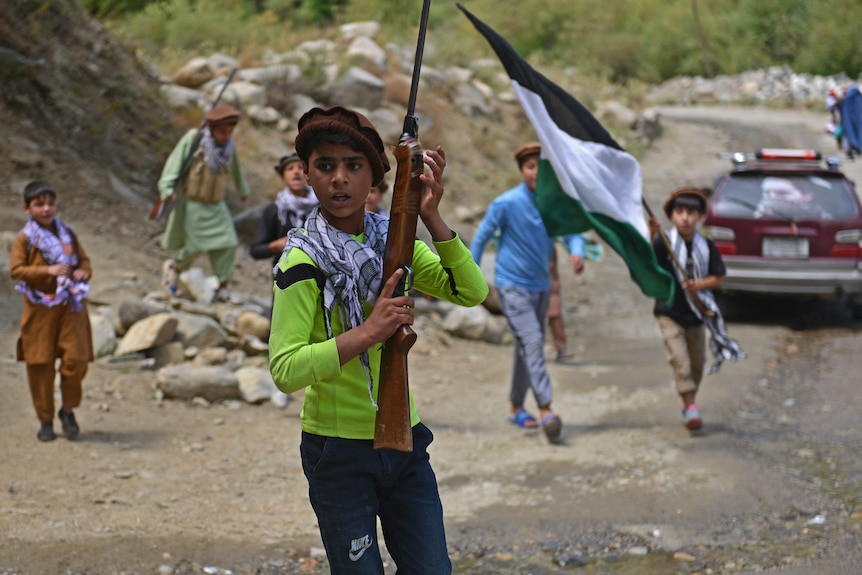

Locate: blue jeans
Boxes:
[300,423,451,575]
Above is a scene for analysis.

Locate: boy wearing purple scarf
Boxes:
[10,181,93,442]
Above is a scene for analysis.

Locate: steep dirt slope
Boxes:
[0,0,177,226]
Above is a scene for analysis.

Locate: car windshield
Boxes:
[714,173,859,221]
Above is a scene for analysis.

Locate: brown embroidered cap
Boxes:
[294,106,390,186]
[274,151,301,175]
[205,103,241,126]
[663,187,708,217]
[513,141,541,165]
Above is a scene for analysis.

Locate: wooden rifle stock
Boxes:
[373,137,424,452]
[149,196,168,220]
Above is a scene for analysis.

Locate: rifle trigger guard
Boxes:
[399,265,414,296]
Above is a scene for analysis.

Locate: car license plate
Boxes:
[762,236,809,258]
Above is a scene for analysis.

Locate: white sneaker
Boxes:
[162,259,178,296]
[214,287,242,304]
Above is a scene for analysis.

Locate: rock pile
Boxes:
[155,21,858,163]
[646,65,855,108]
[85,266,509,407]
[154,20,663,149]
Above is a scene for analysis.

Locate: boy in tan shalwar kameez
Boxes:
[10,181,93,442]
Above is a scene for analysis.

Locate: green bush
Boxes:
[81,0,161,18]
[722,0,808,71]
[792,0,862,77]
[104,0,862,82]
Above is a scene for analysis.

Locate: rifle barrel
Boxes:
[403,0,432,137]
[210,68,238,114]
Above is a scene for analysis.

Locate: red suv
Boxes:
[701,148,862,318]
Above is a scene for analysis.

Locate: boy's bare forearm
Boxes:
[684,274,724,293]
[335,327,377,366]
[701,274,724,290]
[420,213,455,242]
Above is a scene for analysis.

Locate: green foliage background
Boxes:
[90,0,862,82]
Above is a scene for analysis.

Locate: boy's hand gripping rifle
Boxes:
[149,68,237,220]
[373,0,432,452]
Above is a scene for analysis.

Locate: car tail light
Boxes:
[832,229,862,258]
[714,242,737,255]
[701,226,736,255]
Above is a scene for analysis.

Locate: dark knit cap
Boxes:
[274,151,301,175]
[23,180,56,204]
[663,187,708,217]
[514,141,541,166]
[206,103,240,126]
[294,106,390,187]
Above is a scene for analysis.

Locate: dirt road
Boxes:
[2,106,861,574]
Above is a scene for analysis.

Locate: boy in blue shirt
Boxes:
[471,141,584,441]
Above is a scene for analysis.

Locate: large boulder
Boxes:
[173,57,215,88]
[156,364,239,401]
[114,312,178,356]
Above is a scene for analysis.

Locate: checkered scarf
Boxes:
[274,186,318,228]
[16,218,89,311]
[282,206,390,406]
[668,227,745,373]
[200,126,235,173]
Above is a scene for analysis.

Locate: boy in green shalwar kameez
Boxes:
[158,103,250,301]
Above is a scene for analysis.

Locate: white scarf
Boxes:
[668,227,744,373]
[282,206,390,406]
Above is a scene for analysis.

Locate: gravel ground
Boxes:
[2,105,862,575]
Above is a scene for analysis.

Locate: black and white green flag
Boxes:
[460,4,674,303]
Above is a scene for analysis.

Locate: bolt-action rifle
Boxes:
[373,0,432,452]
[149,67,237,220]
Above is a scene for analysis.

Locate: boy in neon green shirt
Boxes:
[269,106,488,575]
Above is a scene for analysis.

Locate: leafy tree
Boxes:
[727,0,808,70]
[691,0,714,77]
[792,0,862,78]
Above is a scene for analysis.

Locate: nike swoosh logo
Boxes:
[349,546,368,562]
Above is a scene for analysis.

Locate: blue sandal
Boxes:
[508,409,539,429]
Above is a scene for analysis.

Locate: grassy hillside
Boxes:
[103,0,862,84]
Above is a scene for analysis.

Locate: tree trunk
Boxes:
[692,0,715,78]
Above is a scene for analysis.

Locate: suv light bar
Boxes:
[756,148,821,161]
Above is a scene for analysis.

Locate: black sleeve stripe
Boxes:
[275,263,327,292]
[444,267,459,296]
